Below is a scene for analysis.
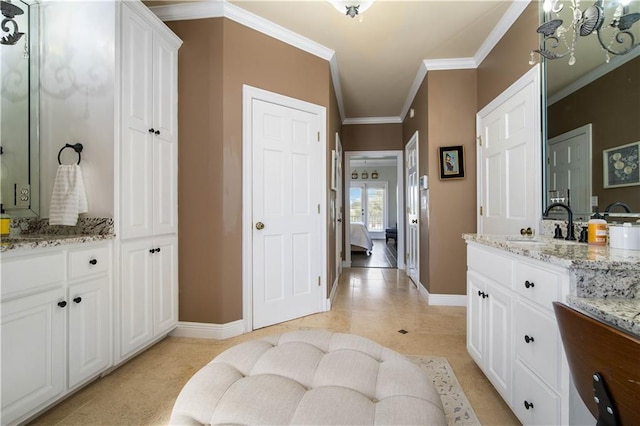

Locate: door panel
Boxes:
[405,132,419,284]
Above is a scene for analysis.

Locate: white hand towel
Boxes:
[49,165,88,226]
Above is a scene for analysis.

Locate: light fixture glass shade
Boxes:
[361,171,368,179]
[329,0,375,17]
[351,170,358,179]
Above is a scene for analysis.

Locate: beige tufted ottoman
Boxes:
[170,330,446,425]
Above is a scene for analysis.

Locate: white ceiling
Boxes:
[148,0,524,122]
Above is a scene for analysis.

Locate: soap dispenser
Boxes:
[587,209,607,246]
[0,204,10,237]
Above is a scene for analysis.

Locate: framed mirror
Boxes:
[1,0,40,217]
[541,0,640,221]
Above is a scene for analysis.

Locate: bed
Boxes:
[350,222,373,254]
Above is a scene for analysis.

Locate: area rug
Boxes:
[407,355,481,426]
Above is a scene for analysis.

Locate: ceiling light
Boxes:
[532,0,640,65]
[1,0,24,45]
[329,1,375,18]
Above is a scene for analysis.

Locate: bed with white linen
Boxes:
[350,222,373,253]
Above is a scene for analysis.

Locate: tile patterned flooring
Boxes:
[30,268,520,425]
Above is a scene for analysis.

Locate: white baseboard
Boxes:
[417,282,467,307]
[170,320,245,340]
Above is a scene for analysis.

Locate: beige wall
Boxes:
[342,124,404,151]
[548,57,640,212]
[168,18,331,324]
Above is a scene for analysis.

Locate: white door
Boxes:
[251,97,323,329]
[477,65,542,234]
[153,235,178,336]
[547,124,592,220]
[335,133,343,276]
[405,132,419,284]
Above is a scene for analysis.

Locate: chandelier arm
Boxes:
[596,28,640,56]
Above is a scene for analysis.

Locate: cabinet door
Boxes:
[1,288,66,424]
[466,271,485,365]
[152,121,177,236]
[153,236,178,336]
[121,4,154,239]
[485,280,512,403]
[120,240,154,358]
[68,276,110,389]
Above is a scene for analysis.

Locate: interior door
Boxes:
[251,98,322,329]
[335,133,343,276]
[405,132,419,284]
[477,65,541,235]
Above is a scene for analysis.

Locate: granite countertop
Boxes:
[0,233,115,253]
[463,233,640,271]
[567,296,640,337]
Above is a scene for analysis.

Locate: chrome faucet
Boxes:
[543,202,576,241]
[603,201,631,219]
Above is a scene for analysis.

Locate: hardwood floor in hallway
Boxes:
[351,239,398,268]
[30,269,519,426]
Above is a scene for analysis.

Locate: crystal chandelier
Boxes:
[532,0,640,65]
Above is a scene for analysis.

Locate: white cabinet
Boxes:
[466,242,573,425]
[120,236,178,359]
[120,1,179,239]
[0,241,112,425]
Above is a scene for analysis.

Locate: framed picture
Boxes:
[331,150,338,191]
[603,141,640,188]
[438,145,465,180]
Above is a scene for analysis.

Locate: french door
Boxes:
[350,182,388,239]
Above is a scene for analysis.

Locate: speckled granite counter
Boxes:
[464,234,640,338]
[0,218,115,253]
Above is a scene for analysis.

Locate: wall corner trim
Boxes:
[417,283,468,307]
[170,320,245,340]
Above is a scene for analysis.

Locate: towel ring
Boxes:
[57,143,83,165]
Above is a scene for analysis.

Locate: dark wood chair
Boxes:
[553,302,640,426]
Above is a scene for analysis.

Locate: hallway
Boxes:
[351,239,397,268]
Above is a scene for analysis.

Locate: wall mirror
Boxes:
[541,0,640,221]
[1,0,40,217]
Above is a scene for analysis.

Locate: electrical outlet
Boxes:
[15,184,30,208]
[591,196,598,207]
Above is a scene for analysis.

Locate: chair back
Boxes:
[553,302,640,425]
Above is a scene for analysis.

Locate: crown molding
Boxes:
[149,1,224,21]
[343,116,403,125]
[424,57,478,71]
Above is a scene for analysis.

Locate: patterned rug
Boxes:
[407,355,481,425]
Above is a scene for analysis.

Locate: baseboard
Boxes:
[170,320,245,340]
[417,282,467,307]
[328,274,340,310]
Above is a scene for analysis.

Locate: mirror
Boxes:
[1,0,39,217]
[542,0,640,221]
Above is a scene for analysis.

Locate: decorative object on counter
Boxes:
[351,170,358,179]
[544,202,576,240]
[603,141,640,188]
[57,143,83,165]
[0,204,10,237]
[531,0,640,65]
[609,223,640,250]
[371,170,378,179]
[438,145,465,180]
[361,170,368,179]
[49,162,88,226]
[588,210,607,246]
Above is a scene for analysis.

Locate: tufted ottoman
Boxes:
[169,330,446,425]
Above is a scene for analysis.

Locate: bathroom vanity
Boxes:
[464,234,639,425]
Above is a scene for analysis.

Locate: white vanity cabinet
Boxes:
[0,241,112,425]
[466,242,572,425]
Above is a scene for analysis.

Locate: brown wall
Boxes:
[548,57,640,212]
[477,2,539,110]
[169,18,331,324]
[342,123,404,151]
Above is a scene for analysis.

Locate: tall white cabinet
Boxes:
[118,1,181,362]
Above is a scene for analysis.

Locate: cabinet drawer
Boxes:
[514,300,561,390]
[514,261,561,310]
[513,360,561,426]
[1,252,65,298]
[68,245,110,280]
[467,245,513,288]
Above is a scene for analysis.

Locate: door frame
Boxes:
[241,85,327,333]
[344,150,404,269]
[404,132,419,285]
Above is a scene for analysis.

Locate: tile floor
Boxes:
[30,268,520,425]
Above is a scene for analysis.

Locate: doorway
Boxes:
[344,151,404,269]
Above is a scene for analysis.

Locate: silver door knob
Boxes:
[256,222,265,230]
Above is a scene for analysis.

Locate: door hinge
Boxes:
[480,206,484,216]
[317,276,321,286]
[477,136,482,146]
[318,204,321,214]
[317,131,320,142]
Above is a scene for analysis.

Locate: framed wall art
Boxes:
[603,141,640,188]
[438,145,465,180]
